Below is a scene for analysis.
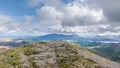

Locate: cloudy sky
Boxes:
[0,0,119,35]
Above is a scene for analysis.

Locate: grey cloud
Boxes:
[86,0,120,23]
[61,15,104,27]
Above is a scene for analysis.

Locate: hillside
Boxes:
[0,41,119,68]
[0,46,12,55]
[88,43,120,62]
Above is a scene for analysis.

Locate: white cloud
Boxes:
[28,0,107,35]
[25,15,33,25]
[36,6,63,22]
[0,0,119,35]
[0,14,20,34]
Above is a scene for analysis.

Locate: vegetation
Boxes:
[28,57,37,68]
[0,41,117,68]
[55,43,103,68]
[0,44,39,68]
[38,41,47,44]
[0,46,25,68]
[24,45,39,56]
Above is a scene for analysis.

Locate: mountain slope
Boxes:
[0,41,119,68]
[89,43,120,62]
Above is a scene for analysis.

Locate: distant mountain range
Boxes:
[0,34,120,47]
[29,34,120,42]
[0,34,120,63]
[0,34,120,42]
[0,33,119,46]
[35,34,80,40]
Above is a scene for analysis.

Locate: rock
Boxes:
[0,41,119,68]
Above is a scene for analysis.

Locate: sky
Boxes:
[0,0,120,36]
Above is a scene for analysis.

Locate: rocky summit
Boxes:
[0,41,119,68]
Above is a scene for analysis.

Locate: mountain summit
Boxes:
[0,41,119,68]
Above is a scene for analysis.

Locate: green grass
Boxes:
[28,57,38,68]
[0,44,40,68]
[0,46,26,68]
[55,43,104,68]
[38,41,47,44]
[23,45,39,56]
[0,41,106,68]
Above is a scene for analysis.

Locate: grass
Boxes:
[23,45,39,56]
[0,44,38,67]
[0,41,106,68]
[55,43,104,68]
[0,46,25,68]
[0,44,41,68]
[38,41,47,44]
[28,57,38,68]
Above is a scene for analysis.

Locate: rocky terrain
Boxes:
[0,41,119,68]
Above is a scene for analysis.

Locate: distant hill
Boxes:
[0,41,119,68]
[36,34,80,40]
[0,38,29,47]
[69,40,120,63]
[89,43,120,62]
[32,34,119,42]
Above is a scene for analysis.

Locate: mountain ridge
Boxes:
[0,41,119,68]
